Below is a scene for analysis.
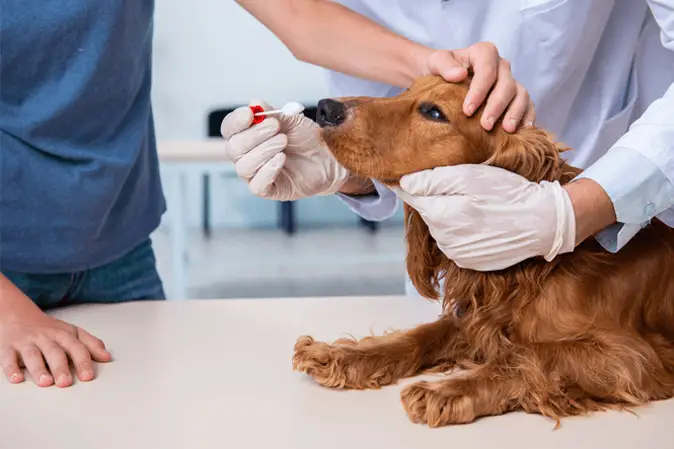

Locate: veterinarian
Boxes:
[224,1,674,294]
[0,3,523,388]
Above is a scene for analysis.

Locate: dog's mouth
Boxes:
[326,145,401,186]
[319,123,404,187]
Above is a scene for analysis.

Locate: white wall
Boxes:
[151,0,404,229]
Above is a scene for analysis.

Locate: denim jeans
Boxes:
[2,238,165,310]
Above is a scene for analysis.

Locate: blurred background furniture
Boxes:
[151,1,405,302]
[158,139,232,300]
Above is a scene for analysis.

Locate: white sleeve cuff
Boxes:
[576,146,674,224]
[336,180,399,221]
[575,146,674,252]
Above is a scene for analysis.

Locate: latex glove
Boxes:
[220,100,349,201]
[394,165,577,271]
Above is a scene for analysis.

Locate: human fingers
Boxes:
[19,345,53,387]
[500,83,531,133]
[390,186,435,210]
[480,58,518,131]
[399,165,522,197]
[398,167,467,197]
[36,338,72,387]
[392,186,472,232]
[523,99,536,128]
[426,50,470,82]
[76,327,112,363]
[224,119,281,162]
[56,333,95,382]
[220,98,280,142]
[248,152,286,197]
[453,42,500,116]
[220,107,254,140]
[0,349,24,384]
[233,133,287,179]
[250,99,309,133]
[248,98,274,109]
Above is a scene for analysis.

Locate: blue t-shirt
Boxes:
[0,1,166,273]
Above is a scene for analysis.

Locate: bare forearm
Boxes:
[564,178,617,245]
[0,274,40,316]
[236,0,432,88]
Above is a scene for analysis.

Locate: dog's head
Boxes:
[317,75,571,185]
[316,75,577,300]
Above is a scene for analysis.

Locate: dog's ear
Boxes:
[485,127,569,183]
[404,204,445,300]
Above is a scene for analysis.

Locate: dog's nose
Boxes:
[316,99,346,127]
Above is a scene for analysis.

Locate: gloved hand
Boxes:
[394,165,577,271]
[220,100,349,201]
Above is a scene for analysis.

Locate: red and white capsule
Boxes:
[250,101,305,124]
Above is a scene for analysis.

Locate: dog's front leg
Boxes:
[292,316,462,389]
[400,334,672,428]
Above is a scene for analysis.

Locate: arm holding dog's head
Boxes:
[318,76,613,250]
[318,76,576,185]
[487,128,616,244]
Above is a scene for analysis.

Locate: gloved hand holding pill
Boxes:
[220,99,350,201]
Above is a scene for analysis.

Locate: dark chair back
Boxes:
[208,106,318,137]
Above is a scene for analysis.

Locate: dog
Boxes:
[290,75,674,428]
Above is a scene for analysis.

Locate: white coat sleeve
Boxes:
[576,0,674,252]
[336,180,399,221]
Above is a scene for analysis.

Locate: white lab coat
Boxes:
[332,0,674,296]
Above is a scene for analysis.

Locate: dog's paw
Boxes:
[332,336,358,346]
[292,335,396,390]
[400,381,434,425]
[292,336,350,388]
[400,380,475,427]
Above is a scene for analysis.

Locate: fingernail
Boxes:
[526,121,534,128]
[57,374,70,385]
[80,364,94,379]
[10,373,20,382]
[39,374,52,384]
[447,67,465,78]
[466,103,475,115]
[484,117,495,129]
[509,118,517,127]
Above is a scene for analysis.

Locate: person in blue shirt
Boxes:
[1,2,165,387]
[0,1,526,388]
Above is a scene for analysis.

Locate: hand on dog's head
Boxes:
[317,75,573,187]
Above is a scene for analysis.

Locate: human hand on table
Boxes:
[220,100,353,201]
[423,42,536,133]
[0,277,111,387]
[394,165,579,271]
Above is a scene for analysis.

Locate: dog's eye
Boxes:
[418,103,448,122]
